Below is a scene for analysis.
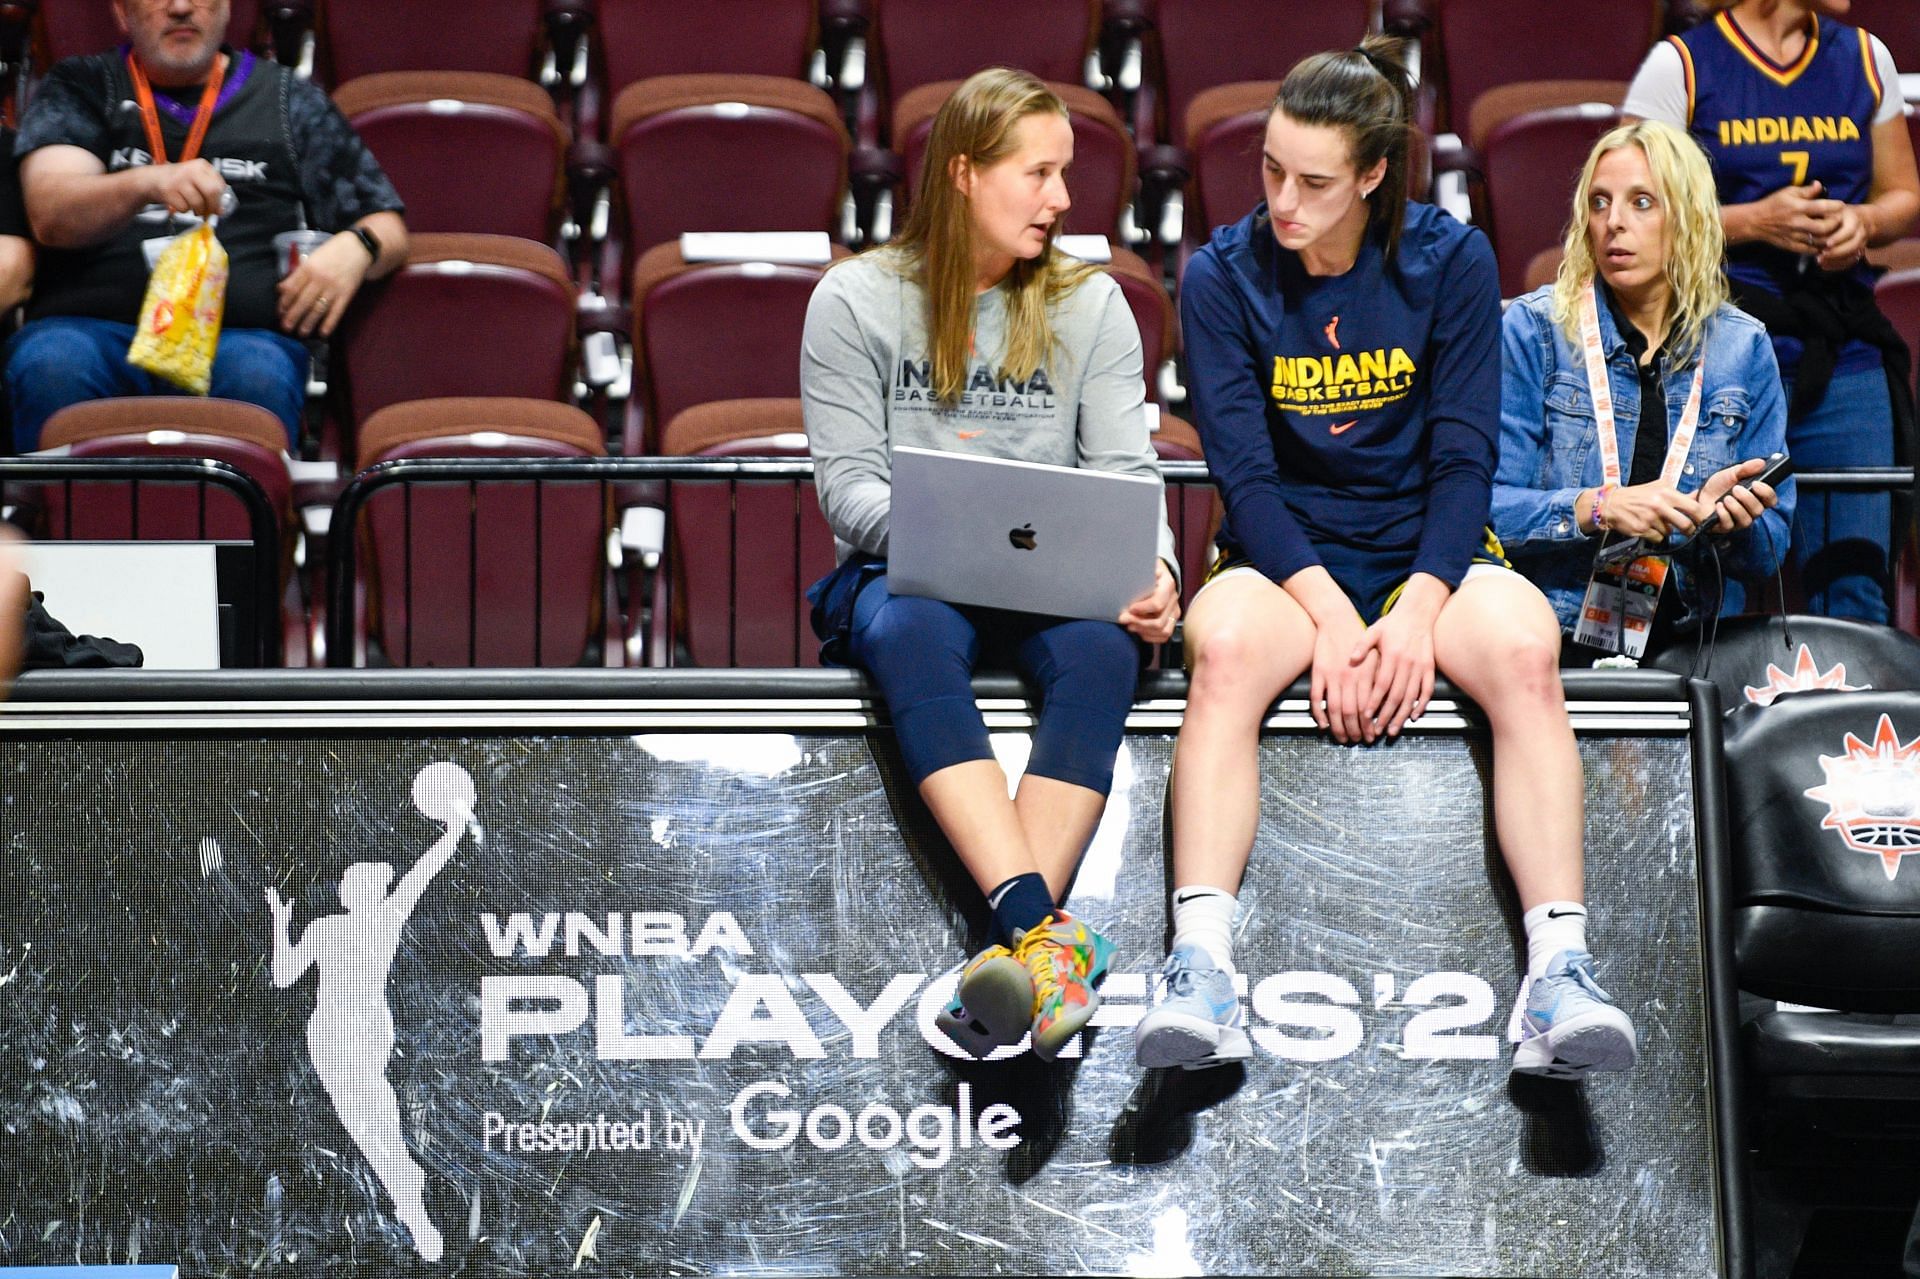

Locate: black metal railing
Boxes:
[317,457,1919,670]
[0,456,281,668]
[1794,468,1914,492]
[326,457,1221,669]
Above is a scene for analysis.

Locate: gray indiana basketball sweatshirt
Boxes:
[801,250,1178,578]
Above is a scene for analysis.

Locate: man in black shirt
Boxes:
[9,0,407,451]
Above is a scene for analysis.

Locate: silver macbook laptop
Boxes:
[887,446,1161,621]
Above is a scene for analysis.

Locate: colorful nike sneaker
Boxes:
[934,942,1034,1059]
[1512,948,1639,1079]
[1013,910,1114,1062]
[1134,944,1252,1069]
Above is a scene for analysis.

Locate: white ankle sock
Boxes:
[1170,885,1238,972]
[1522,901,1588,979]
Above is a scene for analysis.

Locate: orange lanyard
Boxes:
[127,51,228,166]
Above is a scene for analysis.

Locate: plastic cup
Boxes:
[272,229,331,278]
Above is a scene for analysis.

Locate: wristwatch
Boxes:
[348,224,381,264]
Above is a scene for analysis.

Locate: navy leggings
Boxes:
[845,573,1141,793]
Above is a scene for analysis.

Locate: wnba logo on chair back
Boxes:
[1743,644,1868,707]
[1804,715,1920,880]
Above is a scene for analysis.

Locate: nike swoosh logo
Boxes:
[1173,890,1221,905]
[957,430,984,441]
[1545,908,1587,919]
[1328,419,1359,435]
[987,882,1019,910]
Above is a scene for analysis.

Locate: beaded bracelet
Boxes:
[1590,484,1613,533]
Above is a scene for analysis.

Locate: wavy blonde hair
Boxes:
[1551,119,1727,366]
[876,68,1098,405]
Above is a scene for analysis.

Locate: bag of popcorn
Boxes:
[127,218,228,395]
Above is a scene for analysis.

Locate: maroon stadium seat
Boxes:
[1869,237,1920,275]
[1465,79,1630,153]
[1428,0,1659,134]
[1148,0,1371,150]
[1524,245,1565,294]
[627,241,850,453]
[1479,100,1623,297]
[1184,82,1277,241]
[37,397,301,663]
[609,74,850,264]
[320,0,546,83]
[1104,246,1174,401]
[657,397,1213,665]
[596,0,819,102]
[333,72,569,242]
[40,0,265,61]
[893,79,1134,239]
[38,397,293,546]
[1149,413,1213,613]
[352,398,613,667]
[1908,101,1920,184]
[1876,267,1920,380]
[337,233,577,444]
[658,397,835,667]
[871,0,1098,139]
[1846,0,1920,77]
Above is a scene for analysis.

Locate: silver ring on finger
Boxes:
[315,296,331,310]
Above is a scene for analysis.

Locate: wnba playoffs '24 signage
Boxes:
[0,732,1720,1276]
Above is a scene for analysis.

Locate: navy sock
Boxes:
[986,872,1054,947]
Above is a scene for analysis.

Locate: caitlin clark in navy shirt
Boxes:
[1131,39,1639,1083]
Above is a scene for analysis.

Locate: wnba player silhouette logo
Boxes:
[265,761,477,1262]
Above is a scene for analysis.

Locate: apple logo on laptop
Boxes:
[1009,524,1037,551]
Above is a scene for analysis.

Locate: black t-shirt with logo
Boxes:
[14,49,403,330]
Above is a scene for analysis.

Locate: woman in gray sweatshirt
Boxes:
[802,68,1178,1067]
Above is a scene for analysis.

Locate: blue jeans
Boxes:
[6,316,306,452]
[1785,367,1893,624]
[843,571,1141,793]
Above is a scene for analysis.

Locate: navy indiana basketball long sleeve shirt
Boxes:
[1181,201,1502,591]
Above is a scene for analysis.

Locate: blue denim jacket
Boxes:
[1492,285,1795,632]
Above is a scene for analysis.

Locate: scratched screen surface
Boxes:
[0,731,1717,1276]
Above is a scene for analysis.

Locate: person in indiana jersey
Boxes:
[1626,0,1920,623]
[1133,38,1638,1083]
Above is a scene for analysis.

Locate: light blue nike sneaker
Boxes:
[1512,949,1639,1079]
[1133,944,1252,1070]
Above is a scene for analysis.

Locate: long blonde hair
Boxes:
[880,68,1098,405]
[1551,120,1728,366]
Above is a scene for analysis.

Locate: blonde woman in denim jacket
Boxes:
[1494,120,1793,660]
